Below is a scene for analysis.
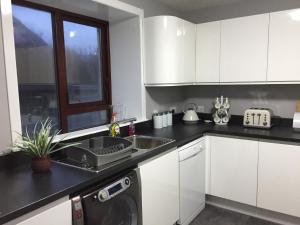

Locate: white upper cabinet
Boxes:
[268,9,300,81]
[220,14,269,82]
[258,142,300,217]
[196,21,221,83]
[144,16,196,85]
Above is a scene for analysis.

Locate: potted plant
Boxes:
[12,119,76,173]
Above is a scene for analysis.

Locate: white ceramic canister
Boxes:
[167,111,173,126]
[162,112,168,127]
[153,113,163,129]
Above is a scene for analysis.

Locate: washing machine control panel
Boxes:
[97,177,131,202]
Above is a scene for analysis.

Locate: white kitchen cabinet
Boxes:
[220,14,269,82]
[268,9,300,81]
[257,142,300,217]
[5,199,72,225]
[196,21,221,83]
[139,149,179,225]
[144,16,196,85]
[210,136,258,206]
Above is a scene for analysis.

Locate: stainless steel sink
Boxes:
[53,136,134,169]
[125,135,174,151]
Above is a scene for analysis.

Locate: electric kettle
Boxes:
[183,103,200,124]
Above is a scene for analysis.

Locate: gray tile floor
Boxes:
[190,205,279,225]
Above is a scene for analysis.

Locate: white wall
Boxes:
[110,16,145,120]
[0,14,13,155]
[0,0,22,155]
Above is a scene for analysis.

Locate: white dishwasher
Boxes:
[178,138,206,225]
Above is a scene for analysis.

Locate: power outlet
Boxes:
[196,105,205,113]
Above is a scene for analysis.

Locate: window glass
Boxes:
[63,21,103,104]
[67,111,108,132]
[12,5,60,134]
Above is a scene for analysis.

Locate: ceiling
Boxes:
[152,0,246,12]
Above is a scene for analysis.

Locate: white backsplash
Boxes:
[183,85,300,118]
[146,87,185,118]
[146,85,300,119]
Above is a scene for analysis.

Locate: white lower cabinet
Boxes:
[139,149,179,225]
[210,136,259,206]
[257,142,300,217]
[5,198,72,225]
[207,135,300,218]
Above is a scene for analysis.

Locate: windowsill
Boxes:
[53,118,148,142]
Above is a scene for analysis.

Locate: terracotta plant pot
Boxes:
[31,156,52,173]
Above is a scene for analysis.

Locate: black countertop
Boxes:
[1,117,300,224]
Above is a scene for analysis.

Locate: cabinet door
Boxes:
[196,21,220,83]
[268,9,300,81]
[210,136,258,206]
[220,14,269,82]
[145,16,177,84]
[144,16,195,85]
[258,142,300,217]
[177,19,196,84]
[16,200,72,225]
[139,149,179,225]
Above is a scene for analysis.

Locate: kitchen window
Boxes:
[12,0,111,134]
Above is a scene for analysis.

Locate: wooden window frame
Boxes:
[12,0,112,133]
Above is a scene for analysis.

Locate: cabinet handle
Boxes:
[180,151,201,162]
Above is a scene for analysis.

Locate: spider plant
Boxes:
[12,118,77,158]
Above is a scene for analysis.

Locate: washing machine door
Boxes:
[80,173,142,225]
[83,193,138,225]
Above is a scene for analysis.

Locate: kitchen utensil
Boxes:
[183,103,200,124]
[213,96,231,125]
[243,108,273,129]
[296,101,300,113]
[62,136,133,167]
[293,102,300,130]
[167,111,173,126]
[162,112,168,127]
[293,113,300,130]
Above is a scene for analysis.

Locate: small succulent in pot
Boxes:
[12,119,77,173]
